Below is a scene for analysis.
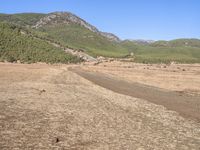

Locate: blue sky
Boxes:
[0,0,199,40]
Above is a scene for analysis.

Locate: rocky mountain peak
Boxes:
[33,11,121,42]
[33,12,98,32]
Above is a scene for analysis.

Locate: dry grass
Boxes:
[0,63,200,149]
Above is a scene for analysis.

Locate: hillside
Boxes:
[0,13,46,26]
[0,22,81,63]
[122,40,200,63]
[151,39,200,48]
[38,24,128,57]
[33,12,127,57]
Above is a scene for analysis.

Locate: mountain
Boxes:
[0,12,121,42]
[0,11,200,63]
[32,12,121,42]
[0,12,128,58]
[31,12,127,57]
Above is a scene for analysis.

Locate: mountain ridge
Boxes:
[1,12,199,44]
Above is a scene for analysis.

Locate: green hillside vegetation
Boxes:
[134,46,200,63]
[122,41,200,63]
[0,22,81,63]
[38,24,129,57]
[151,39,200,48]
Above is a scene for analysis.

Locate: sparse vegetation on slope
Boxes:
[0,22,81,63]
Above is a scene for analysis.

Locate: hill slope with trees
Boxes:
[0,22,81,63]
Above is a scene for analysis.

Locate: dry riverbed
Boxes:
[0,62,200,149]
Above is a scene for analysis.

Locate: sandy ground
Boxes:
[0,63,200,149]
[82,61,200,96]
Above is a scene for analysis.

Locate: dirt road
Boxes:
[0,63,200,149]
[82,61,200,95]
[71,67,200,122]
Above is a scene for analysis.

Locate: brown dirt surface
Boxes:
[71,67,200,122]
[82,61,200,96]
[0,63,200,150]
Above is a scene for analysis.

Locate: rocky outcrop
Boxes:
[33,12,98,32]
[33,12,121,42]
[100,32,121,42]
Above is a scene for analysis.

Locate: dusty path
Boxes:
[0,63,200,149]
[71,67,200,122]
